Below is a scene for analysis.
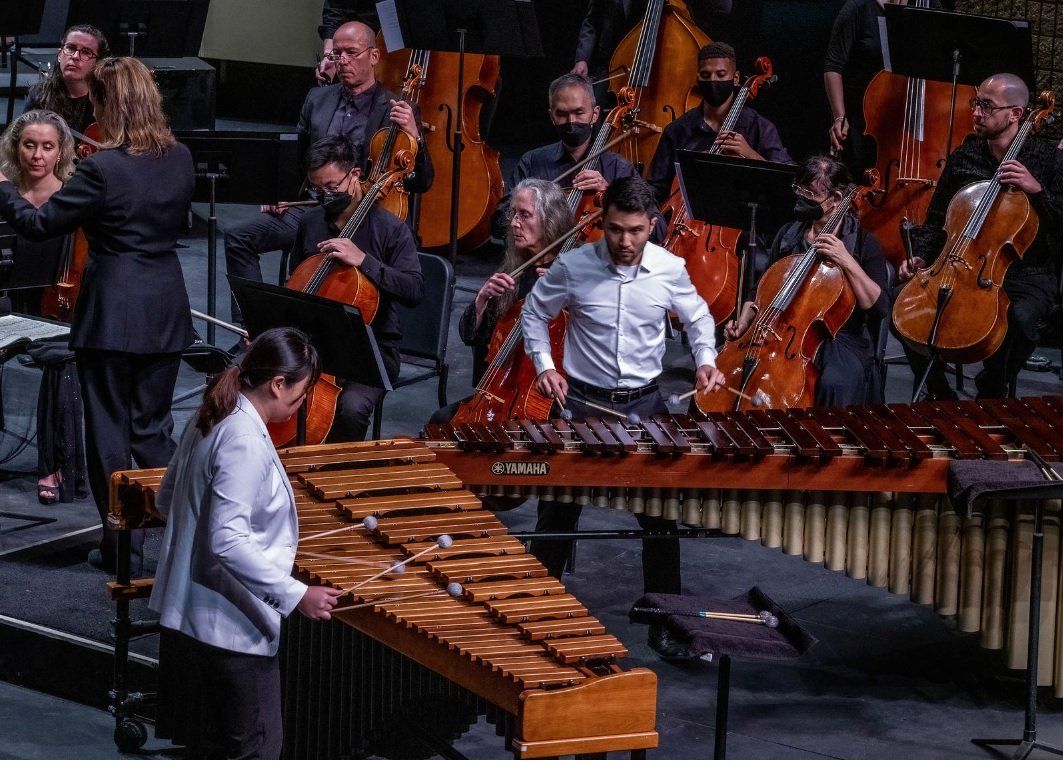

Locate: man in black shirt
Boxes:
[290,136,423,441]
[645,41,791,204]
[898,73,1063,399]
[492,73,639,240]
[224,21,431,326]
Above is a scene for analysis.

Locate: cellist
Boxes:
[646,41,791,204]
[491,74,640,240]
[725,155,890,406]
[896,73,1063,400]
[288,135,423,441]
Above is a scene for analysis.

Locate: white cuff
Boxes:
[532,351,556,376]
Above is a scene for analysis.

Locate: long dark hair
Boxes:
[35,25,111,125]
[195,328,320,435]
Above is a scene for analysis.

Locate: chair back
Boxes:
[397,252,454,363]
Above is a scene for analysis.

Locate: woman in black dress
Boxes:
[0,57,195,575]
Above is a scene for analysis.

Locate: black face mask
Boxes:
[555,121,593,148]
[793,196,826,222]
[695,80,736,108]
[314,189,353,217]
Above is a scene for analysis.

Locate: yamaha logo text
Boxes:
[491,461,550,477]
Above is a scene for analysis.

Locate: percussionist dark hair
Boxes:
[602,175,659,218]
[795,154,853,196]
[195,327,320,435]
[306,134,357,173]
[698,41,736,65]
[34,25,111,126]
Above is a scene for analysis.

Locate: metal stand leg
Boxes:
[972,499,1063,760]
[714,654,731,760]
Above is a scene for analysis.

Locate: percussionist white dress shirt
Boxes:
[522,238,717,388]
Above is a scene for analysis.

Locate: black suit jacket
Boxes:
[296,83,434,194]
[0,144,195,354]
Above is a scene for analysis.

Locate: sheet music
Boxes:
[0,314,70,349]
[376,0,405,52]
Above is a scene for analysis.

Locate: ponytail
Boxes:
[196,364,243,435]
[193,327,320,436]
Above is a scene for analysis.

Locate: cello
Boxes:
[367,57,425,223]
[266,144,417,447]
[41,123,100,321]
[660,56,777,323]
[376,36,503,253]
[856,0,975,269]
[608,0,711,174]
[694,182,869,413]
[892,92,1054,365]
[448,211,607,426]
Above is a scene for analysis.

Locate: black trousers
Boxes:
[815,332,875,407]
[180,631,283,759]
[76,349,181,573]
[325,352,399,443]
[531,389,682,595]
[224,206,309,323]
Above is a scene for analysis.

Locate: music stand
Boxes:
[0,231,65,291]
[676,150,798,307]
[377,0,543,263]
[1,0,46,126]
[881,5,1034,158]
[230,277,392,445]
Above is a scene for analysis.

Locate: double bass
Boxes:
[856,0,975,269]
[892,92,1055,365]
[376,37,503,253]
[608,0,711,174]
[267,141,417,447]
[695,182,868,413]
[660,57,777,323]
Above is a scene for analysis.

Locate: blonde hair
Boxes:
[0,110,76,188]
[89,57,175,156]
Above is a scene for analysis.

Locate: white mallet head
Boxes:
[362,515,378,531]
[446,582,464,597]
[436,534,454,549]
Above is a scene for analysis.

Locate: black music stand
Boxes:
[0,230,65,291]
[377,0,543,263]
[230,277,392,445]
[881,5,1034,163]
[1,0,46,126]
[954,469,1063,760]
[66,0,211,57]
[676,150,797,308]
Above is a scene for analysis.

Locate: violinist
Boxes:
[727,155,890,406]
[522,175,724,659]
[0,58,195,576]
[0,110,87,505]
[224,20,432,326]
[23,25,111,136]
[492,74,639,240]
[289,135,423,441]
[823,0,941,174]
[897,73,1063,400]
[315,0,380,85]
[645,41,791,204]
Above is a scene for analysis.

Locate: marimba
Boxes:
[109,439,658,758]
[424,396,1063,694]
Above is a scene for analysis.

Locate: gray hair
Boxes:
[0,109,76,189]
[548,73,596,108]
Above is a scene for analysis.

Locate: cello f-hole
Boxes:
[976,256,993,288]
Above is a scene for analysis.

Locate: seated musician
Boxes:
[224,20,432,327]
[289,135,423,441]
[24,25,110,136]
[0,110,87,504]
[897,73,1063,400]
[491,73,640,240]
[727,155,889,406]
[151,328,341,759]
[645,41,791,204]
[522,175,725,659]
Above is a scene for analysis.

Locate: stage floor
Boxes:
[0,106,1062,759]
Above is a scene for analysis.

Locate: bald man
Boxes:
[897,73,1063,399]
[224,21,433,326]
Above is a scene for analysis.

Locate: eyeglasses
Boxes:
[307,168,355,195]
[968,97,1021,115]
[791,183,819,201]
[326,46,375,63]
[59,43,98,60]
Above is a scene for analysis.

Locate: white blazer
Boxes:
[149,393,308,656]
